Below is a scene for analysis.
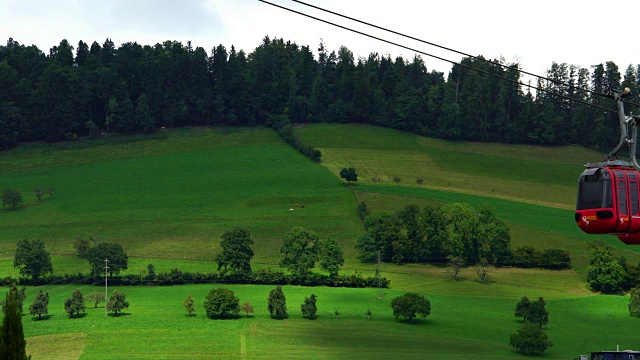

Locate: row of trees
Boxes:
[216,226,345,278]
[13,227,349,286]
[197,286,430,323]
[1,36,638,151]
[1,284,128,320]
[355,203,511,265]
[11,238,129,283]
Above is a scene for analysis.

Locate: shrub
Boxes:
[204,288,239,319]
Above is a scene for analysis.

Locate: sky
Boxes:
[2,0,640,83]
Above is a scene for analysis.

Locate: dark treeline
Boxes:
[1,36,638,151]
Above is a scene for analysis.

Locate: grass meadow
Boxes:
[0,124,639,358]
[0,127,362,276]
[20,284,638,359]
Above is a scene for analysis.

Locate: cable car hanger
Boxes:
[585,88,640,170]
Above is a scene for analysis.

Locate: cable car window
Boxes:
[619,180,628,216]
[632,182,639,216]
[577,170,613,210]
[629,172,638,180]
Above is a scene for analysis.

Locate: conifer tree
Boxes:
[0,287,30,359]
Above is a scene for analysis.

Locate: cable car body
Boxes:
[575,166,640,244]
[574,89,640,244]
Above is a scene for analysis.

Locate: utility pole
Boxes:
[104,258,109,317]
[376,251,383,299]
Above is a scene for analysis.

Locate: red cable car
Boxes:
[576,166,640,244]
[575,88,640,244]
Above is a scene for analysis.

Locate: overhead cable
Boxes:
[292,0,640,109]
[258,0,616,113]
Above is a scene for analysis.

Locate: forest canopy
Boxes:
[0,36,635,151]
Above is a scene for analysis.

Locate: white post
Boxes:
[104,259,109,317]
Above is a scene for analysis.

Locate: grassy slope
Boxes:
[295,123,602,209]
[1,124,637,358]
[0,128,362,276]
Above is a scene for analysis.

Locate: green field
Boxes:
[1,124,638,358]
[0,127,363,275]
[19,284,637,359]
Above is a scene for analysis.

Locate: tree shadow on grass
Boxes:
[185,313,197,318]
[395,318,429,325]
[108,312,131,317]
[68,313,88,319]
[207,314,243,320]
[31,314,53,321]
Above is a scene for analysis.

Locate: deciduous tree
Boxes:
[630,288,640,317]
[527,297,549,328]
[64,289,86,318]
[216,227,254,275]
[14,239,53,280]
[241,301,254,318]
[86,291,105,308]
[268,286,287,319]
[447,255,466,281]
[2,189,23,210]
[29,290,49,320]
[320,238,344,277]
[509,322,553,355]
[204,288,239,319]
[106,290,129,316]
[183,295,195,317]
[32,186,52,203]
[301,294,317,320]
[87,242,128,276]
[73,236,95,259]
[514,296,531,322]
[587,240,624,293]
[279,227,320,276]
[390,292,431,322]
[476,258,489,283]
[339,167,358,184]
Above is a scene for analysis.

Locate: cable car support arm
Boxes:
[586,88,640,170]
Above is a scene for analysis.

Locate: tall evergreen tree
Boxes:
[0,287,30,360]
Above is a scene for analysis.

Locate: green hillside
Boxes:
[295,123,603,209]
[0,127,362,276]
[1,124,638,359]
